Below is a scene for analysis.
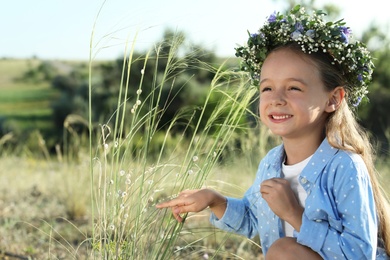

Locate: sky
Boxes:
[2,0,389,60]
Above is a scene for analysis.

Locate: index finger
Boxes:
[156,197,185,209]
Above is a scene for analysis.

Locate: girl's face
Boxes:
[259,48,335,142]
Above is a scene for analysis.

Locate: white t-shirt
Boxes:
[282,155,312,237]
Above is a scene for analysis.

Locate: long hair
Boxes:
[278,43,390,255]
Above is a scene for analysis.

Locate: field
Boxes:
[0,57,389,259]
[0,58,266,259]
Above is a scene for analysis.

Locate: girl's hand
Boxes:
[260,178,304,231]
[156,189,227,222]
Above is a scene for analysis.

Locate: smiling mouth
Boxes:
[271,114,292,120]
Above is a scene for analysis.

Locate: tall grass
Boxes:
[87,29,259,258]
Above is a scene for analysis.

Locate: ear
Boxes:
[325,87,345,113]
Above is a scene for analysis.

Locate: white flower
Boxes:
[119,170,125,176]
[141,69,145,75]
[136,89,142,95]
[192,155,199,162]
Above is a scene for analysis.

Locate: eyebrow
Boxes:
[260,77,308,85]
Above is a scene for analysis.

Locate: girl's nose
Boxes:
[270,90,287,106]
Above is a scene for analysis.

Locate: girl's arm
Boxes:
[156,189,227,222]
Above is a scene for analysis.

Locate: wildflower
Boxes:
[192,155,199,162]
[125,178,131,185]
[147,180,153,185]
[136,100,141,106]
[104,143,109,150]
[235,5,373,108]
[188,170,194,175]
[136,89,142,95]
[353,96,362,107]
[305,29,316,39]
[295,22,304,32]
[291,30,302,40]
[121,191,127,198]
[339,26,351,44]
[124,213,129,219]
[268,11,277,23]
[203,253,209,259]
[109,224,115,230]
[119,170,125,176]
[141,69,145,75]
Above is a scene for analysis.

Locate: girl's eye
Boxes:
[260,87,272,92]
[289,86,301,91]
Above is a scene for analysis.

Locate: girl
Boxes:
[157,6,390,259]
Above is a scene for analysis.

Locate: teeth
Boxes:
[272,115,291,120]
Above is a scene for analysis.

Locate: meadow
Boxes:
[1,42,390,260]
[0,54,269,259]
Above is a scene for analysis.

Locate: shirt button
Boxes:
[301,177,308,184]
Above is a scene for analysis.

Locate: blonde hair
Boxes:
[327,100,390,254]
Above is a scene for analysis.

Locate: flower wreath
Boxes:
[235,5,374,107]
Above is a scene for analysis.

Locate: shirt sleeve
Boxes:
[296,154,378,259]
[209,189,260,239]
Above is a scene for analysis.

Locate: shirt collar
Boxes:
[268,138,339,182]
[300,138,339,183]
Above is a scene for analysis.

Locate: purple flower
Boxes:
[295,22,304,32]
[250,33,259,38]
[268,11,277,23]
[305,29,316,39]
[291,31,302,40]
[357,74,363,81]
[339,26,351,44]
[353,96,362,107]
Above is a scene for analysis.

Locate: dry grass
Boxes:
[0,150,388,259]
[0,156,92,259]
[0,154,264,259]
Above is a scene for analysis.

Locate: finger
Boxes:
[172,206,185,222]
[156,198,183,209]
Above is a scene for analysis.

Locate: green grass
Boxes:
[0,59,57,133]
[0,59,41,87]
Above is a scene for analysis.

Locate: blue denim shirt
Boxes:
[210,138,389,259]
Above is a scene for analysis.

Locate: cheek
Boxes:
[258,99,266,119]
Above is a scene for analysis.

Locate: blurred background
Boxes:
[1,0,390,258]
[1,0,389,157]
